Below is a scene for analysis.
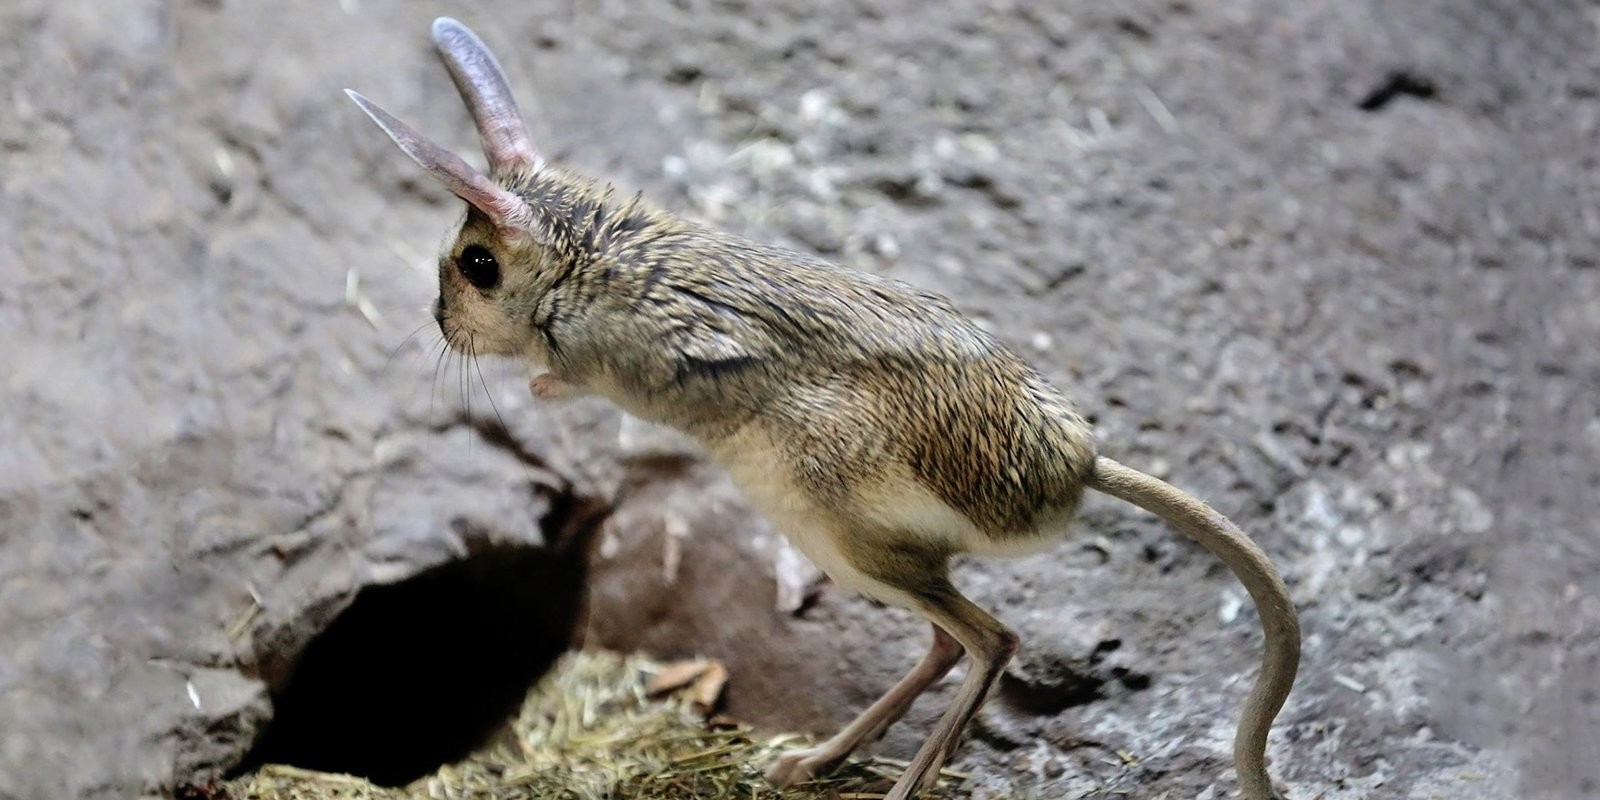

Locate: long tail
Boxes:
[1088,456,1300,800]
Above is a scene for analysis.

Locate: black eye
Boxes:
[456,245,500,290]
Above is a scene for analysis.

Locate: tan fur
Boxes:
[349,18,1301,800]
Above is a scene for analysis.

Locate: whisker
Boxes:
[457,336,469,458]
[385,320,439,374]
[471,343,542,485]
[471,341,511,436]
[431,335,452,425]
[364,303,439,316]
[419,334,451,416]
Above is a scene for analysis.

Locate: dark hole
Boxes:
[228,494,606,787]
[998,656,1106,716]
[1112,666,1152,691]
[1114,15,1154,39]
[998,672,1103,715]
[664,61,704,84]
[1357,71,1438,111]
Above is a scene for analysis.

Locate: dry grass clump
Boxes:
[216,650,960,800]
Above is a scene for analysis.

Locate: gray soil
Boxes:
[2,1,1597,799]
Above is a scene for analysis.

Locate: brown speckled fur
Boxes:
[467,167,1097,541]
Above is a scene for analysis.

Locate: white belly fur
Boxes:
[708,426,881,596]
[852,462,1065,557]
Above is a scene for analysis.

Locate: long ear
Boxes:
[346,89,533,230]
[431,17,544,174]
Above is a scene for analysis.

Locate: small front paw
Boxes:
[529,373,572,400]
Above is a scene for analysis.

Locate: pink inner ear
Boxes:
[457,179,532,228]
[346,90,533,229]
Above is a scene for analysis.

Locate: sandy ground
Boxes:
[2,1,1597,798]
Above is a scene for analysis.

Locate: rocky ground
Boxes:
[2,1,1597,799]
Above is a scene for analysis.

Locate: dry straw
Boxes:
[220,650,960,800]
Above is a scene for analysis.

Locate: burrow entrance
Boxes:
[228,492,608,787]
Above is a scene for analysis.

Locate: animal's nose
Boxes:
[432,296,445,326]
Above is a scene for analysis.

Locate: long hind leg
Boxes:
[884,584,1018,799]
[765,624,964,787]
[836,536,1018,800]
